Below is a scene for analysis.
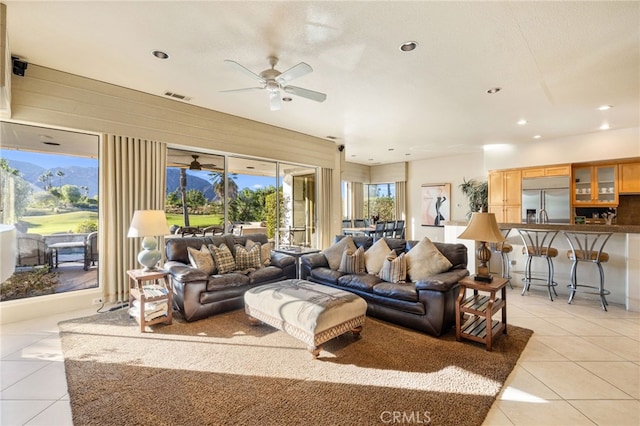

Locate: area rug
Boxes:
[59,309,532,426]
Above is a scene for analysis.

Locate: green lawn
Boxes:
[166,213,223,227]
[21,211,98,235]
[20,211,222,235]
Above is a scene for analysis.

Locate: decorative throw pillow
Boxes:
[210,243,236,274]
[338,246,365,274]
[324,236,357,270]
[235,243,262,270]
[187,245,216,275]
[246,239,271,267]
[405,237,453,282]
[379,251,406,283]
[364,238,391,275]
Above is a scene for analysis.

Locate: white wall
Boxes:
[407,152,485,242]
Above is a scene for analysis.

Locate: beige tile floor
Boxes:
[1,287,639,425]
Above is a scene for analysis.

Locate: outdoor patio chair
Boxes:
[201,225,224,236]
[84,231,98,271]
[16,233,53,268]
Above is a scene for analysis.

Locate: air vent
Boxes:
[163,91,192,101]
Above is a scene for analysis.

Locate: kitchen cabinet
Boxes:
[488,170,521,222]
[522,165,571,178]
[573,164,618,206]
[619,162,640,194]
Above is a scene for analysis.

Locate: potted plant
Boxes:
[459,178,488,219]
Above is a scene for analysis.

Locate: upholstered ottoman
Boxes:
[244,279,367,358]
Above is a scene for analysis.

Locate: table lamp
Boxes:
[457,212,506,282]
[127,210,170,271]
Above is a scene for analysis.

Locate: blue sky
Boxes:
[0,149,98,168]
[2,149,277,190]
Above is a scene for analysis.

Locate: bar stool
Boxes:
[517,229,559,301]
[563,231,613,311]
[490,228,513,289]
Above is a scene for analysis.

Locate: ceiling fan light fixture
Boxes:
[486,87,502,94]
[282,97,292,102]
[189,155,202,170]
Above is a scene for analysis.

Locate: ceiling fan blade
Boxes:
[269,91,282,111]
[220,87,264,93]
[283,85,327,102]
[276,62,313,84]
[224,60,266,84]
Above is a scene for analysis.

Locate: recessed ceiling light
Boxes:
[152,50,169,59]
[517,119,527,125]
[368,158,374,161]
[326,136,337,140]
[405,153,411,156]
[533,135,542,139]
[282,97,292,102]
[600,123,610,130]
[388,148,394,151]
[486,87,502,94]
[597,105,612,111]
[399,41,418,52]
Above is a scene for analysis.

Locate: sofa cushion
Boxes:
[379,251,407,284]
[235,243,262,270]
[324,236,356,270]
[246,239,272,267]
[338,246,365,274]
[210,243,236,274]
[337,273,381,292]
[364,238,391,275]
[405,237,453,281]
[373,282,418,302]
[187,245,217,275]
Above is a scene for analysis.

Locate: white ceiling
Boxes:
[3,1,639,165]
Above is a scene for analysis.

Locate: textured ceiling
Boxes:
[2,1,639,165]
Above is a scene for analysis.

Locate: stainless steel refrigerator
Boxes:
[521,176,571,223]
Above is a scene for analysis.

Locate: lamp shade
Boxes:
[457,212,505,243]
[127,210,170,238]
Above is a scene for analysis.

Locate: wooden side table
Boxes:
[127,269,173,332]
[455,276,508,351]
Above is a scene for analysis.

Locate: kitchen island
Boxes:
[444,222,640,311]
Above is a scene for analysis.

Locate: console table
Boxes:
[455,276,508,351]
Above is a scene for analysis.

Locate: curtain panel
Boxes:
[99,135,167,303]
[318,168,333,249]
[351,182,364,220]
[395,180,407,222]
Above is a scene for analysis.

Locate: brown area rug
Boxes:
[59,309,532,426]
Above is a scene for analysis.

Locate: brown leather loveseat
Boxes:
[164,234,296,322]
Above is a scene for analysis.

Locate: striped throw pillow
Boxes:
[210,243,236,274]
[379,251,407,283]
[338,246,365,274]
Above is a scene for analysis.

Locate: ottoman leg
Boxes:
[309,346,321,359]
[247,316,261,326]
[351,326,363,338]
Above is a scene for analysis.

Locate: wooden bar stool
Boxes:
[490,228,513,289]
[563,231,613,311]
[517,229,559,301]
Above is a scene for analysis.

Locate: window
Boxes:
[166,149,317,247]
[0,122,99,302]
[364,183,396,221]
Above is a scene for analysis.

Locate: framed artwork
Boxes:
[421,183,451,226]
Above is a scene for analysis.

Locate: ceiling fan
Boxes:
[221,56,327,111]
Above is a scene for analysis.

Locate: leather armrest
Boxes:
[300,252,329,269]
[414,269,470,292]
[164,261,209,283]
[270,251,296,268]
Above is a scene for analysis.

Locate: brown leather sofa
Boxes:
[300,236,469,336]
[164,234,296,322]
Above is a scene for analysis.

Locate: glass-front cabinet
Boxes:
[573,164,618,206]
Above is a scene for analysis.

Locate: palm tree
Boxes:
[208,171,239,201]
[56,170,65,187]
[179,168,190,226]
